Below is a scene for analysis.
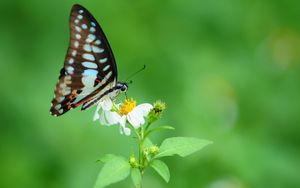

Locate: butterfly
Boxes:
[50,4,128,116]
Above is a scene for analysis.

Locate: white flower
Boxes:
[118,99,153,134]
[93,96,120,125]
[94,97,153,136]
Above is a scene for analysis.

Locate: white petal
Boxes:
[134,110,145,125]
[123,127,131,136]
[97,110,121,126]
[93,103,102,121]
[105,111,121,125]
[119,116,126,127]
[119,126,131,136]
[119,116,131,135]
[127,111,143,129]
[127,104,152,128]
[100,96,113,111]
[135,103,153,117]
[99,110,108,125]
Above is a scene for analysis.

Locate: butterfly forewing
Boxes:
[50,4,117,116]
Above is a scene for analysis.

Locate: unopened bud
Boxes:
[149,145,160,155]
[153,100,166,114]
[129,155,138,168]
[148,100,166,124]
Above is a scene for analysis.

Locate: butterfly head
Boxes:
[116,82,128,93]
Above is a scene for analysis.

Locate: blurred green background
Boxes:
[1,0,300,187]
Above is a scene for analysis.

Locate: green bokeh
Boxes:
[1,0,300,187]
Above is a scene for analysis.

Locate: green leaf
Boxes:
[145,125,175,137]
[97,154,119,163]
[94,156,131,188]
[150,160,170,182]
[155,137,212,158]
[131,168,142,187]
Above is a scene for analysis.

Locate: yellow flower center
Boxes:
[119,98,136,115]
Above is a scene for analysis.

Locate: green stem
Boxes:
[129,123,151,187]
[144,122,151,132]
[139,126,145,174]
[138,126,146,188]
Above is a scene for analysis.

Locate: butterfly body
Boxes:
[50,4,127,116]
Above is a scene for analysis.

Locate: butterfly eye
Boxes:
[121,85,127,92]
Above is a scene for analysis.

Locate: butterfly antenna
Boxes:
[125,65,146,82]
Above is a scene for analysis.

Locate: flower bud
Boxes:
[149,145,160,155]
[129,155,138,168]
[153,100,166,114]
[148,100,166,124]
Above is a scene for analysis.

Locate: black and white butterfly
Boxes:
[50,4,128,116]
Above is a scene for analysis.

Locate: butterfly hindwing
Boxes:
[50,4,118,116]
